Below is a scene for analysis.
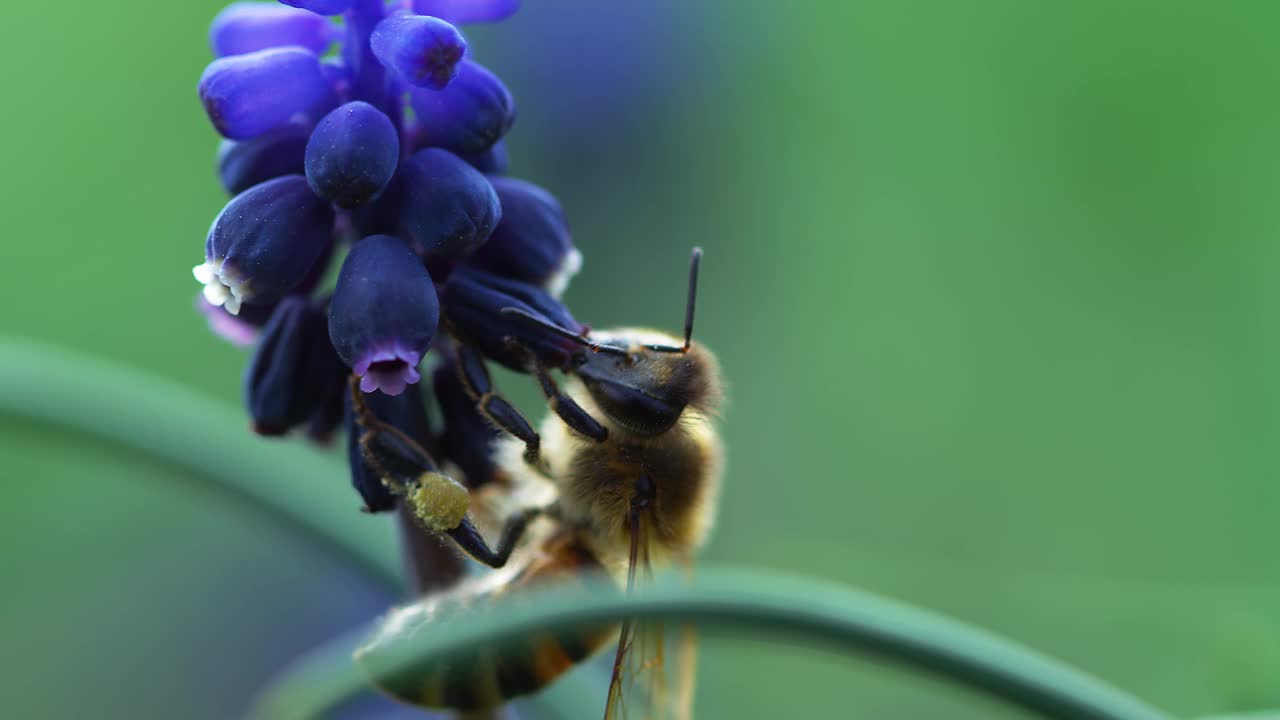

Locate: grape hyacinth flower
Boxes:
[190,0,586,516]
[194,175,335,313]
[329,234,439,396]
[244,296,344,435]
[467,176,581,296]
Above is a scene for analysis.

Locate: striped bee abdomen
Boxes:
[357,531,617,711]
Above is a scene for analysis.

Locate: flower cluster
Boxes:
[193,0,585,510]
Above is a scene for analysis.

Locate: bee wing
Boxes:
[670,572,699,720]
[602,501,668,720]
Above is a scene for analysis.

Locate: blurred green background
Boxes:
[2,1,1278,718]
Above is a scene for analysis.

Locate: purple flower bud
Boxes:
[458,139,509,174]
[405,148,502,257]
[305,102,400,209]
[433,362,502,487]
[209,2,337,57]
[194,175,335,314]
[305,373,347,443]
[465,177,580,296]
[410,60,515,156]
[244,297,344,436]
[217,124,309,196]
[370,14,467,90]
[329,235,440,396]
[344,383,434,512]
[441,267,583,371]
[199,47,336,140]
[412,0,520,24]
[280,0,354,15]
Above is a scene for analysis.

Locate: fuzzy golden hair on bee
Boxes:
[590,328,725,416]
[495,358,724,576]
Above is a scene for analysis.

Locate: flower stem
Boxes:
[345,0,395,120]
[250,567,1175,720]
[396,504,465,594]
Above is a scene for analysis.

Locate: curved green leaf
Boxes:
[0,337,404,592]
[251,567,1173,720]
[0,338,1185,720]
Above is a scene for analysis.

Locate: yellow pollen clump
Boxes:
[409,472,469,532]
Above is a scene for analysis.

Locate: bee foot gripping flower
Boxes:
[193,0,588,518]
[441,267,586,371]
[345,383,434,512]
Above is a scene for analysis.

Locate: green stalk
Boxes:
[252,568,1174,720]
[0,337,404,591]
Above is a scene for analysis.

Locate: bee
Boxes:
[350,249,725,718]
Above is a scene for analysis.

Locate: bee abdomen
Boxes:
[387,625,612,710]
[364,532,615,711]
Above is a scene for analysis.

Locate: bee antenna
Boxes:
[645,247,702,354]
[682,246,702,350]
[498,307,629,356]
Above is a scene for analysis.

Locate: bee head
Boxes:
[576,247,719,436]
[495,247,719,437]
[574,330,721,436]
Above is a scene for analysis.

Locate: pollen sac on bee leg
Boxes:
[365,148,501,258]
[209,2,338,57]
[199,47,337,140]
[218,125,310,196]
[408,472,469,533]
[194,175,335,315]
[344,383,435,513]
[244,297,344,436]
[329,235,440,397]
[306,101,400,209]
[410,60,515,157]
[465,177,580,296]
[370,14,467,90]
[442,267,584,371]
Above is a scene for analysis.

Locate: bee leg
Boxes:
[446,507,543,568]
[455,345,545,469]
[500,336,608,442]
[350,376,441,490]
[533,366,608,442]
